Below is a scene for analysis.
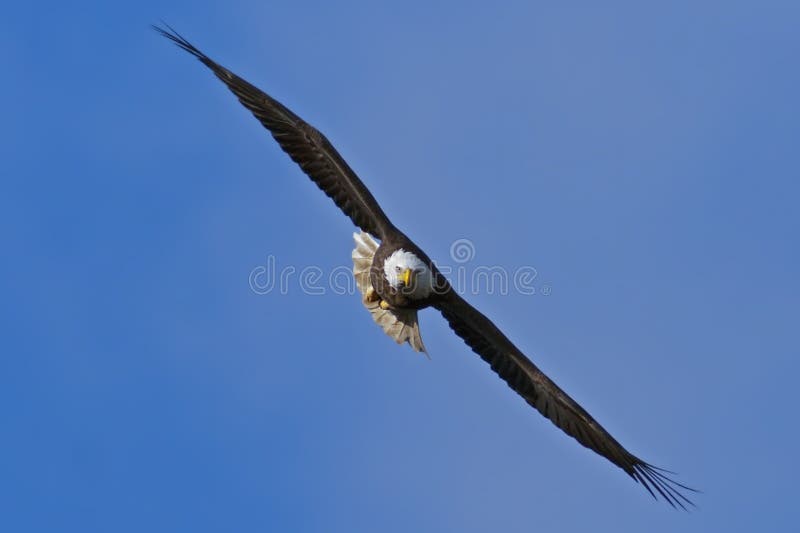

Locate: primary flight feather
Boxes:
[154,25,695,508]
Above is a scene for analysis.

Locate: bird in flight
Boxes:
[155,25,695,508]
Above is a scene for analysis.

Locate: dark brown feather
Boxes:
[434,290,696,509]
[153,25,396,240]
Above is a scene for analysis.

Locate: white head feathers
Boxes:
[383,249,433,299]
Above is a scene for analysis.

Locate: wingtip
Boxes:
[151,22,208,63]
[631,461,698,511]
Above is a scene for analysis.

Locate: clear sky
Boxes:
[2,1,799,531]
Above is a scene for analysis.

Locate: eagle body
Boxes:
[369,233,440,310]
[156,25,695,508]
[352,232,429,352]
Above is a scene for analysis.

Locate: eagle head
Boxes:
[383,249,433,300]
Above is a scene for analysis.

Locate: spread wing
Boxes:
[435,290,695,509]
[154,25,396,240]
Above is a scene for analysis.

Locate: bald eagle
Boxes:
[155,25,695,508]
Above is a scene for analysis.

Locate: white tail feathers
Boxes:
[352,232,427,354]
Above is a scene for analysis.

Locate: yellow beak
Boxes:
[401,268,413,287]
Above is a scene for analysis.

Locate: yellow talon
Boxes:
[379,300,391,310]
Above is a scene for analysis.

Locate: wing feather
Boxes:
[154,25,396,239]
[435,290,695,509]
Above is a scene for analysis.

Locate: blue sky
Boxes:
[2,1,799,531]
